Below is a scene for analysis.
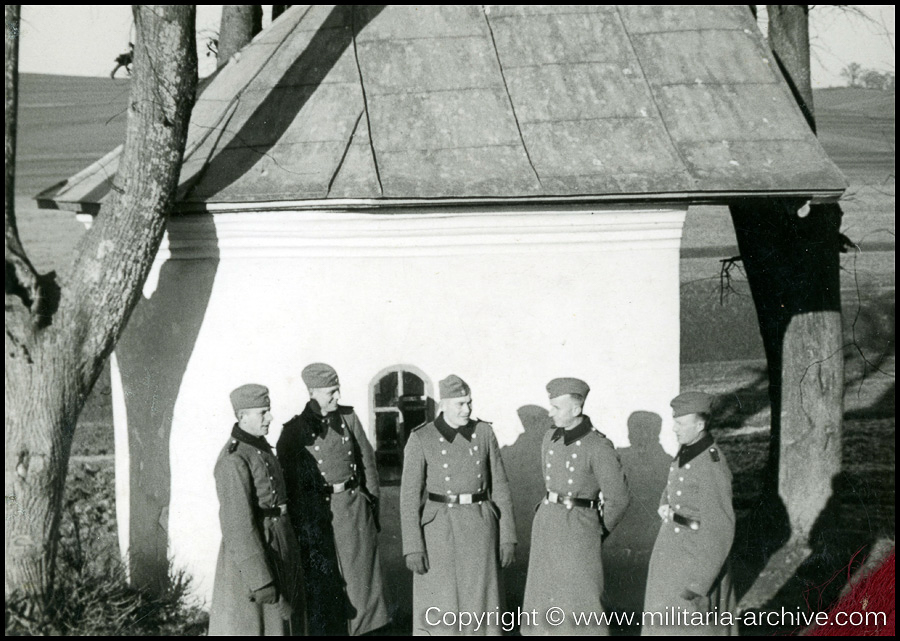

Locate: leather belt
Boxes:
[324,476,358,494]
[260,504,288,518]
[546,491,601,510]
[673,512,701,530]
[428,491,488,505]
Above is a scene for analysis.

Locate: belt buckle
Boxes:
[547,491,560,503]
[278,503,288,516]
[333,481,346,493]
[459,493,473,505]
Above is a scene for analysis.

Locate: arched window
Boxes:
[369,365,435,485]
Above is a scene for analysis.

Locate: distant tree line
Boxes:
[841,62,895,90]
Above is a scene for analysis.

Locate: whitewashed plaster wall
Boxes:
[106,203,686,603]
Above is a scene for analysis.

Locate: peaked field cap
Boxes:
[439,375,471,400]
[546,377,590,399]
[671,391,713,417]
[230,384,270,411]
[302,362,339,388]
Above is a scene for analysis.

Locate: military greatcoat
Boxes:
[209,426,305,636]
[400,415,517,636]
[521,417,630,636]
[277,402,389,636]
[642,433,736,636]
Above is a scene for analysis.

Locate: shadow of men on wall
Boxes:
[603,411,672,622]
[501,405,552,612]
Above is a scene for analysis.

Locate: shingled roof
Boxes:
[38,5,846,214]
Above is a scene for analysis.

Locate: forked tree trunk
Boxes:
[5,6,197,600]
[217,5,262,68]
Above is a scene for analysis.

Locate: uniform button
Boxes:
[546,475,551,481]
[474,446,478,451]
[576,441,582,446]
[446,490,452,494]
[441,450,447,455]
[347,451,352,455]
[676,490,682,496]
[570,468,575,473]
[476,460,481,465]
[567,491,573,497]
[675,504,681,509]
[477,474,482,478]
[445,476,450,481]
[674,527,681,533]
[439,437,444,442]
[350,489,355,495]
[572,453,577,459]
[443,463,449,469]
[318,460,323,464]
[549,450,554,455]
[566,504,573,510]
[544,499,549,505]
[547,463,552,468]
[314,446,320,451]
[567,479,574,485]
[685,464,691,469]
[679,477,684,482]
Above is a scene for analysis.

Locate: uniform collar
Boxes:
[301,400,344,438]
[435,414,475,443]
[676,431,714,467]
[231,424,273,453]
[551,415,593,445]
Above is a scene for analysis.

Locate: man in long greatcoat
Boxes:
[277,363,390,636]
[209,384,305,636]
[642,392,736,635]
[522,377,630,635]
[400,374,517,635]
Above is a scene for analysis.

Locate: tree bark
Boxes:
[767,6,814,132]
[272,5,290,21]
[5,5,196,601]
[217,5,262,69]
[732,5,844,609]
[764,4,843,542]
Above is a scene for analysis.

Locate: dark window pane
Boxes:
[374,371,398,407]
[402,371,425,397]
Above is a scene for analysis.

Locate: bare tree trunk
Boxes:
[5,5,196,601]
[734,4,844,610]
[272,5,290,21]
[217,5,262,69]
[768,6,814,132]
[764,4,843,541]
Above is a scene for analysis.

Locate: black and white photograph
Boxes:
[5,4,895,636]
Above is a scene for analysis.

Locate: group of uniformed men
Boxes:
[208,363,735,636]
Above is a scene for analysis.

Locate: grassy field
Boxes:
[11,76,895,633]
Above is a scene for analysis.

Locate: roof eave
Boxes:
[35,187,846,217]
